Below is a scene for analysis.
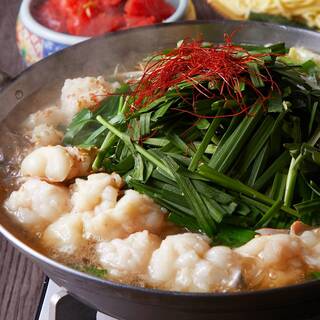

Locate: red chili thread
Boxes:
[129,34,281,118]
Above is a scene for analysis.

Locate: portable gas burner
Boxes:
[37,279,116,320]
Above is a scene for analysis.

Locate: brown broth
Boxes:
[0,83,316,293]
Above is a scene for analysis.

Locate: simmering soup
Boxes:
[2,40,320,292]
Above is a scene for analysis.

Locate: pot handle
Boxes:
[0,70,13,91]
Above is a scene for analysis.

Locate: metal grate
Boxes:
[37,280,116,320]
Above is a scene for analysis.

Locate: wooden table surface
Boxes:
[0,1,221,319]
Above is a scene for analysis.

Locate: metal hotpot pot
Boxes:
[1,21,320,320]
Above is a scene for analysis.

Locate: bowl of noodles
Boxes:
[207,0,320,30]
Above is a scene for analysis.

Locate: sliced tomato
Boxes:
[68,12,125,36]
[66,16,86,36]
[124,0,174,22]
[33,1,67,32]
[34,0,164,36]
[64,0,109,35]
[101,0,123,6]
[124,14,156,28]
[89,12,125,35]
[49,0,69,15]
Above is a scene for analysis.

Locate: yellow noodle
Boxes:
[207,0,320,29]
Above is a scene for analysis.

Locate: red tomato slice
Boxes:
[101,0,123,6]
[65,0,111,35]
[124,0,174,22]
[33,1,67,32]
[34,0,166,36]
[124,15,156,28]
[68,12,125,36]
[49,0,69,15]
